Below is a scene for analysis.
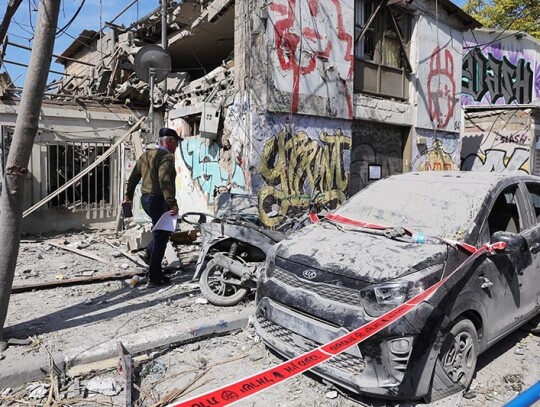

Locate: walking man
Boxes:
[124,127,181,286]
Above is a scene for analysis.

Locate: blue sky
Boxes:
[1,0,467,88]
[0,0,157,88]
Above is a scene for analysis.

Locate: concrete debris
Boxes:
[85,376,122,396]
[140,360,167,378]
[325,390,338,399]
[26,382,50,399]
[6,337,32,346]
[514,347,525,355]
[195,297,208,305]
[83,298,93,305]
[1,387,12,397]
[65,378,85,399]
[80,270,96,277]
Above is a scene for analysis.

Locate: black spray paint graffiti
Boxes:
[258,126,351,227]
[462,47,533,104]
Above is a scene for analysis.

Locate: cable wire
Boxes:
[56,0,87,37]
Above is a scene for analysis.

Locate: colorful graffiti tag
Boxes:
[258,126,351,226]
[427,47,457,129]
[462,47,534,105]
[270,0,354,118]
[180,138,247,204]
[413,136,459,172]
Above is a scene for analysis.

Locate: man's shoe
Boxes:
[145,275,171,288]
[138,249,150,265]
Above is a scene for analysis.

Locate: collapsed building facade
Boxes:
[460,29,540,175]
[1,0,481,232]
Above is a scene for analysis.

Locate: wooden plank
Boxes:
[117,341,133,407]
[11,270,144,294]
[23,116,146,218]
[104,239,147,268]
[48,242,116,266]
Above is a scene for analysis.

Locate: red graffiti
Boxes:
[427,47,456,129]
[271,0,354,118]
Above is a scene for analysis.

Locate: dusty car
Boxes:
[254,171,540,401]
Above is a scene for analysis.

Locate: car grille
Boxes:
[257,315,365,376]
[272,267,363,307]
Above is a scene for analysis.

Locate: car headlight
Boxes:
[360,265,444,317]
[360,281,410,317]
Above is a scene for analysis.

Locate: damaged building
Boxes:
[460,29,540,175]
[1,0,481,232]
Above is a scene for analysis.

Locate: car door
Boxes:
[517,181,540,316]
[474,182,533,343]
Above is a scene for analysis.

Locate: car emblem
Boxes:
[302,269,317,280]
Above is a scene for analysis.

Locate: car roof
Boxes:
[386,171,540,187]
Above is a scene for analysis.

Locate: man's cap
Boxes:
[159,127,181,141]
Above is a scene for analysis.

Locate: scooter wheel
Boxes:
[199,260,249,306]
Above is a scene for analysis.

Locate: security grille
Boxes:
[44,142,114,210]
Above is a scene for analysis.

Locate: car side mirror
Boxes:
[490,231,528,254]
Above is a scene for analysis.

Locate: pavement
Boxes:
[0,262,255,390]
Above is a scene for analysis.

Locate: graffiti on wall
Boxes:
[461,132,531,173]
[412,133,459,172]
[180,138,247,204]
[427,47,457,130]
[462,47,534,105]
[258,125,351,226]
[269,0,354,119]
[416,16,462,133]
[349,122,404,195]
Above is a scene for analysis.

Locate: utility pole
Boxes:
[0,0,61,347]
[161,0,168,93]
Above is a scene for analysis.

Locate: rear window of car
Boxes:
[336,177,492,239]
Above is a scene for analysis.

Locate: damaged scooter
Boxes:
[183,194,318,306]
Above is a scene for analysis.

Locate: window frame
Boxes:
[477,182,530,246]
[353,0,414,99]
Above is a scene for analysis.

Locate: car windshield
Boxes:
[335,175,492,239]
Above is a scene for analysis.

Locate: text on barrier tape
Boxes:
[170,241,506,407]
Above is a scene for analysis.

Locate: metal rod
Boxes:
[355,0,388,45]
[109,0,138,24]
[148,68,155,135]
[7,41,96,66]
[3,59,86,79]
[161,0,168,93]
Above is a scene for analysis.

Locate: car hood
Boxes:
[275,223,447,283]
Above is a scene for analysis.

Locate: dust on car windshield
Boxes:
[335,176,491,240]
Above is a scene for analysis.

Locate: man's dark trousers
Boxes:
[141,194,171,281]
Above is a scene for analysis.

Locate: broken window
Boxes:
[354,0,413,99]
[487,186,521,236]
[45,142,114,210]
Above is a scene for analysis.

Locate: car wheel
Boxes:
[429,318,478,401]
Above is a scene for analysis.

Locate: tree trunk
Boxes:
[0,0,24,47]
[0,0,61,347]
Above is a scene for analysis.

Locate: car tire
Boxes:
[428,318,478,401]
[199,259,250,306]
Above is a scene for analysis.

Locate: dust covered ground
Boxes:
[1,228,540,406]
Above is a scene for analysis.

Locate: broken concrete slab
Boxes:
[0,307,253,390]
[64,307,253,367]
